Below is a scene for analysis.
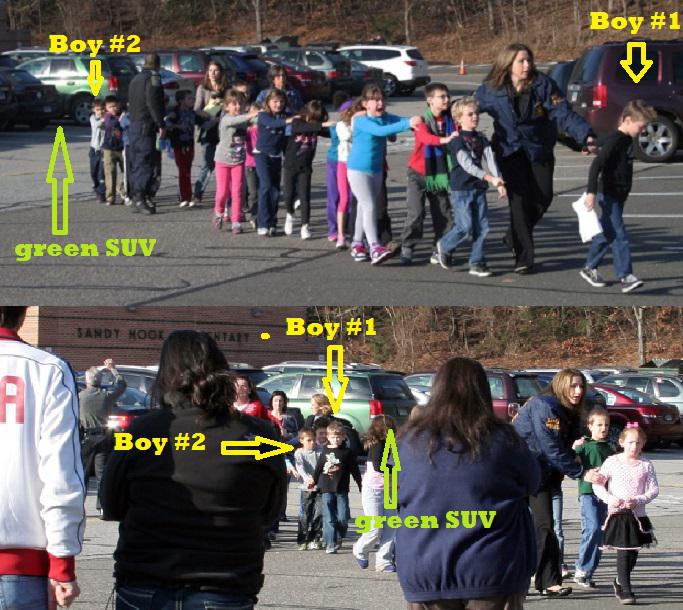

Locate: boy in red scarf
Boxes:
[399,83,458,265]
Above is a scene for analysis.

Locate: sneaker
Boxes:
[301,224,311,240]
[313,540,325,550]
[336,239,349,250]
[573,575,596,589]
[325,546,337,554]
[334,542,342,551]
[106,199,114,206]
[561,565,573,578]
[615,588,636,605]
[188,199,197,208]
[328,234,337,242]
[179,200,189,208]
[435,241,450,270]
[284,213,294,235]
[514,265,531,274]
[298,543,308,551]
[123,197,133,207]
[580,267,607,288]
[429,251,439,265]
[351,244,369,262]
[469,263,492,277]
[355,556,369,569]
[248,217,257,230]
[212,216,223,231]
[232,222,243,235]
[370,245,393,265]
[268,227,277,237]
[621,274,644,293]
[540,587,572,597]
[257,228,268,236]
[400,246,413,265]
[378,564,396,573]
[96,193,107,203]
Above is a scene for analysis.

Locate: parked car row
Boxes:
[547,38,683,162]
[1,41,430,128]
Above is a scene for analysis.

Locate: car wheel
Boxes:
[71,94,93,127]
[634,115,679,162]
[383,74,398,97]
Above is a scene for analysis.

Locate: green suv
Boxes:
[18,54,138,126]
[258,370,416,433]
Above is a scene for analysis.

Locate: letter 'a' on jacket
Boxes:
[475,73,593,164]
[0,328,85,582]
[513,394,584,485]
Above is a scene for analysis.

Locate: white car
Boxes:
[338,45,430,96]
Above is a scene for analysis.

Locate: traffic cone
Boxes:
[459,58,467,76]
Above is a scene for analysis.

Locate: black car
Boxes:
[0,71,17,129]
[0,68,59,129]
[0,56,18,70]
[547,60,577,97]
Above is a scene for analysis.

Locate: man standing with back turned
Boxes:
[0,306,85,609]
[128,53,166,215]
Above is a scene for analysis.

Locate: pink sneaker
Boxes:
[350,244,369,262]
[211,216,223,231]
[370,245,393,265]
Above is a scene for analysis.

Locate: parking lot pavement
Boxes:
[1,66,682,306]
[77,448,683,609]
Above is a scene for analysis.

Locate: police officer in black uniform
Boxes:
[127,53,165,215]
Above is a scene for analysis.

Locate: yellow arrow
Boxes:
[620,42,653,84]
[221,435,294,460]
[322,344,349,414]
[87,59,104,97]
[380,428,401,510]
[46,126,74,236]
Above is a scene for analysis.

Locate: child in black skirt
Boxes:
[593,424,658,605]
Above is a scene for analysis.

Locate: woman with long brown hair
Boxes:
[513,368,606,597]
[193,61,231,205]
[475,43,596,274]
[101,330,286,610]
[396,357,540,610]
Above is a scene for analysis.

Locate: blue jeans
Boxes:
[321,492,350,548]
[551,487,565,567]
[255,154,282,230]
[194,142,216,199]
[116,586,255,610]
[352,485,396,569]
[585,194,632,279]
[89,147,105,195]
[0,575,47,609]
[439,189,489,264]
[575,493,608,578]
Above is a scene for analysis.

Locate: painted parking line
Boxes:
[554,176,683,181]
[558,193,683,197]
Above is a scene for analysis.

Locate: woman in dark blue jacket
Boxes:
[475,43,595,273]
[396,357,540,610]
[513,369,605,597]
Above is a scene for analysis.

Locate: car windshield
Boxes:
[570,47,604,83]
[514,376,542,400]
[612,386,660,404]
[370,376,413,400]
[4,69,37,83]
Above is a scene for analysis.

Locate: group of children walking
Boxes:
[88,81,654,289]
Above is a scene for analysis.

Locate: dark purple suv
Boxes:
[567,39,683,162]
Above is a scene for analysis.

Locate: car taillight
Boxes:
[369,400,383,416]
[108,74,119,92]
[246,72,257,82]
[592,83,608,108]
[507,402,520,420]
[107,415,131,430]
[404,60,417,66]
[327,70,337,80]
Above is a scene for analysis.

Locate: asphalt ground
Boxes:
[76,447,683,609]
[1,65,681,306]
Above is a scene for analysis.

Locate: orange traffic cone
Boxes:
[459,58,467,76]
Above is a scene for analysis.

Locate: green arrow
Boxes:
[46,126,74,236]
[380,428,401,509]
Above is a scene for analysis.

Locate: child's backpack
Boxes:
[103,116,124,151]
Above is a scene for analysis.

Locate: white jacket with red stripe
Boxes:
[0,330,85,580]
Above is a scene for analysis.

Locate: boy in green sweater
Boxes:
[572,407,615,588]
